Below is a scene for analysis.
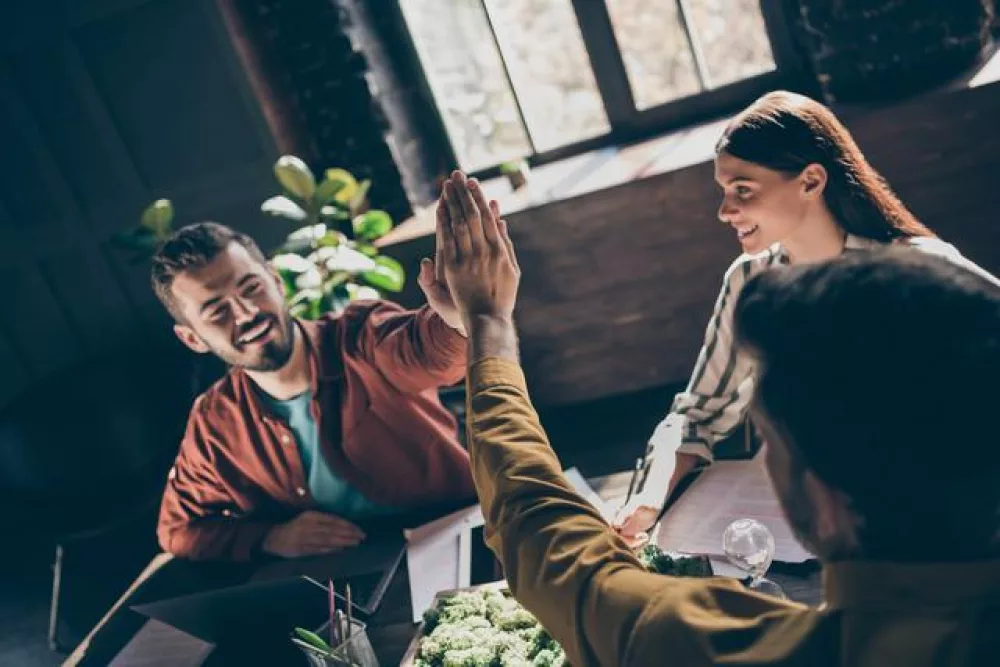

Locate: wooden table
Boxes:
[73,471,822,666]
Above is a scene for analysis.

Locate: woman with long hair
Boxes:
[616,90,997,542]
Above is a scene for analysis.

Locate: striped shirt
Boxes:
[649,234,999,462]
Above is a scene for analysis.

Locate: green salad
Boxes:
[413,547,710,667]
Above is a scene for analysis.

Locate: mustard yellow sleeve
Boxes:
[466,358,807,666]
[465,359,684,664]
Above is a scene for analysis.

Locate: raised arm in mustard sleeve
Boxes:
[465,357,801,666]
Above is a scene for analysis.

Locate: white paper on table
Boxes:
[563,467,614,522]
[404,503,483,622]
[654,453,815,564]
[405,467,604,622]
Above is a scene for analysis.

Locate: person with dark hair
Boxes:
[618,90,998,540]
[152,222,477,561]
[436,170,1000,666]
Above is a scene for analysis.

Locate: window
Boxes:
[400,0,799,175]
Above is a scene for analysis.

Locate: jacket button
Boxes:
[296,487,307,497]
[221,509,232,517]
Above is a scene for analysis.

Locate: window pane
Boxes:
[687,0,775,88]
[400,0,531,171]
[605,0,701,110]
[485,0,610,152]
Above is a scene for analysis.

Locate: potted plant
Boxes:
[499,159,530,191]
[262,156,405,319]
[113,156,407,319]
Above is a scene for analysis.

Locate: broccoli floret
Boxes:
[532,648,562,667]
[423,607,441,633]
[637,545,712,577]
[418,588,567,667]
[531,627,557,656]
[495,606,537,631]
[442,645,496,667]
[637,544,675,574]
[488,632,531,661]
[439,591,491,622]
[499,650,533,667]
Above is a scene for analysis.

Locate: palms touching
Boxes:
[431,171,520,328]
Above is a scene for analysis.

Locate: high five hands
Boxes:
[426,171,521,343]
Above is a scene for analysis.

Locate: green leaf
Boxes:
[112,227,159,253]
[294,267,323,291]
[293,628,331,654]
[140,199,174,238]
[352,209,393,241]
[262,196,308,223]
[274,155,316,200]
[316,231,342,248]
[320,204,351,222]
[315,177,346,206]
[271,253,313,274]
[360,255,405,292]
[347,283,381,301]
[354,242,378,257]
[313,245,377,273]
[324,283,352,314]
[322,271,351,292]
[348,179,371,214]
[324,168,359,203]
[288,288,324,320]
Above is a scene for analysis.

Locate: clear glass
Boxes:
[723,518,786,598]
[485,0,610,152]
[298,620,379,667]
[400,0,531,171]
[686,0,776,88]
[604,0,701,109]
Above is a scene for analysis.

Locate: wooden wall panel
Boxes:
[73,0,265,191]
[0,327,29,407]
[39,250,140,353]
[0,265,83,379]
[0,0,278,409]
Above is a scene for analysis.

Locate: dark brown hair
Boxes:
[735,249,1000,559]
[717,91,934,242]
[151,222,267,322]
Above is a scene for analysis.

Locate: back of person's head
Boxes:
[734,248,1000,560]
[718,90,934,242]
[151,222,267,322]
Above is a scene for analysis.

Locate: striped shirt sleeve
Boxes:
[904,237,1000,287]
[649,253,770,462]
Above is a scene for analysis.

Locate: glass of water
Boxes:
[722,518,786,598]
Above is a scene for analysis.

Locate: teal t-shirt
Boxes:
[260,390,389,520]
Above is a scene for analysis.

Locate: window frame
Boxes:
[398,0,811,180]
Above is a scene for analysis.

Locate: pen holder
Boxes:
[298,620,379,667]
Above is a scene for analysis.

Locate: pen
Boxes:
[335,609,345,648]
[345,583,353,640]
[328,579,336,648]
[624,457,643,508]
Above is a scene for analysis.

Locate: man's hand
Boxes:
[437,171,521,329]
[261,511,366,559]
[418,212,467,336]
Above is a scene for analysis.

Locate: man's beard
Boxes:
[211,313,296,372]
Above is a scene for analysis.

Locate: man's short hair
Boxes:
[150,222,268,322]
[734,248,1000,557]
